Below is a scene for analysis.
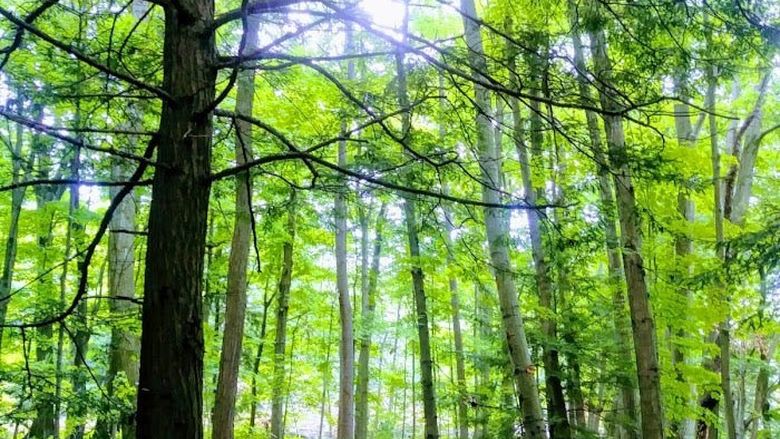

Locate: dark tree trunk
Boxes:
[249,287,272,429]
[0,116,27,349]
[136,0,216,437]
[271,194,296,439]
[395,20,440,437]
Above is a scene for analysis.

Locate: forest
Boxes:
[0,0,777,438]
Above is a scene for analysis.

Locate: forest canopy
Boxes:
[0,0,777,438]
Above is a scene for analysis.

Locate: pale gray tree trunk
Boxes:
[671,73,697,439]
[566,10,638,435]
[336,23,356,439]
[721,71,771,439]
[458,1,547,437]
[726,71,772,226]
[211,13,261,439]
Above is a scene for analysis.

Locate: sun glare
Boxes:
[359,0,406,29]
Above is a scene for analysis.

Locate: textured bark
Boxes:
[0,117,27,350]
[459,1,547,437]
[211,13,260,439]
[336,23,356,439]
[271,196,296,439]
[105,156,139,439]
[355,204,384,439]
[566,13,638,435]
[135,0,216,436]
[589,26,664,439]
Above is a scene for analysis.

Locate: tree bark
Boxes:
[395,20,440,437]
[589,24,665,439]
[725,71,771,226]
[211,13,261,439]
[442,201,468,439]
[458,1,547,437]
[318,302,335,439]
[66,142,89,439]
[566,10,639,436]
[250,286,272,429]
[336,22,356,439]
[29,103,65,439]
[510,51,571,439]
[355,204,385,439]
[670,73,696,439]
[135,0,216,436]
[271,194,297,439]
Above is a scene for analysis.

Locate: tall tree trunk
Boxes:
[29,103,65,439]
[136,0,217,436]
[509,50,571,439]
[442,201,468,439]
[271,194,297,439]
[355,204,385,439]
[395,16,439,436]
[0,116,27,350]
[458,1,547,437]
[670,73,697,439]
[104,153,140,439]
[318,302,335,439]
[94,87,144,439]
[725,71,772,226]
[589,24,665,439]
[695,66,724,439]
[336,22,356,439]
[749,270,777,439]
[403,197,439,439]
[250,286,272,429]
[211,13,261,439]
[66,142,89,439]
[566,7,638,436]
[436,68,468,439]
